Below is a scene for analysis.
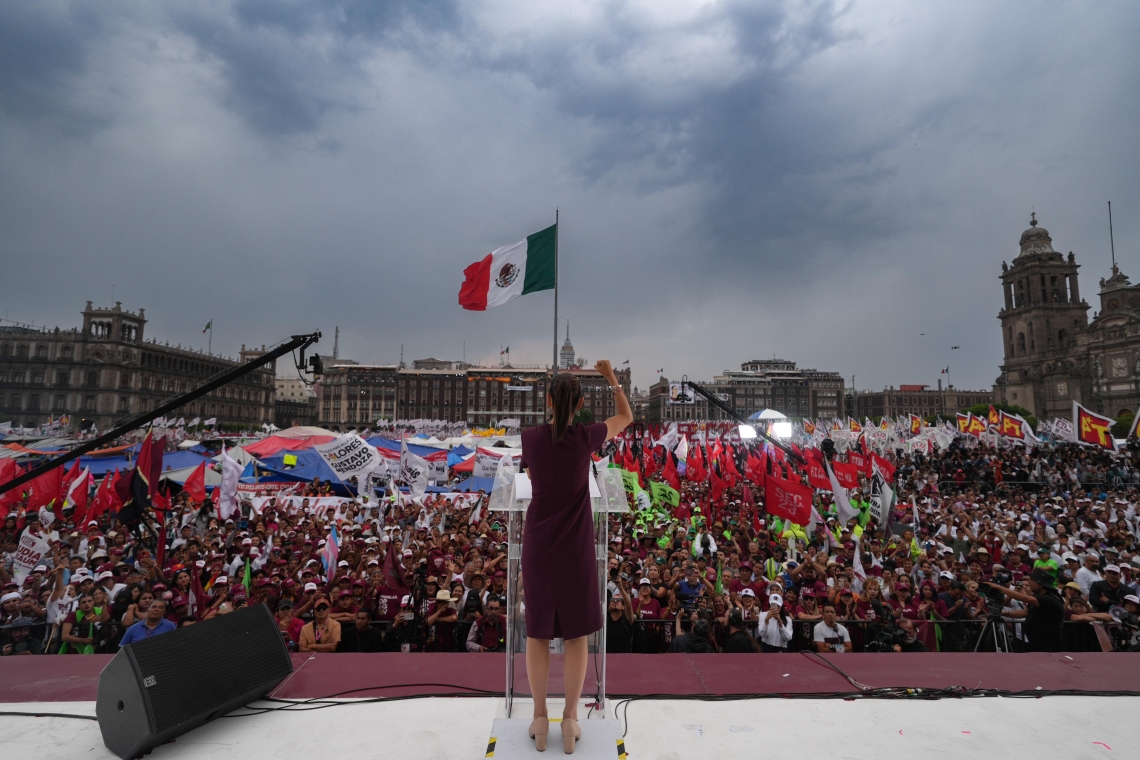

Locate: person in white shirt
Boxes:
[1074,553,1104,597]
[812,602,852,653]
[756,593,793,652]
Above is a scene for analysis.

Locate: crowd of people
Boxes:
[2,432,1140,657]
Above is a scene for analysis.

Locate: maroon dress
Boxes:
[520,421,608,640]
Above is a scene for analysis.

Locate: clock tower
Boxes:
[995,214,1090,418]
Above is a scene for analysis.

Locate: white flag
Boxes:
[674,435,688,462]
[475,447,520,479]
[314,433,381,481]
[656,422,679,451]
[64,466,92,511]
[204,417,217,426]
[217,445,242,519]
[824,458,860,526]
[12,531,51,585]
[852,535,866,581]
[399,439,430,502]
[189,417,201,427]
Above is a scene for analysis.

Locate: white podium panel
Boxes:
[490,466,629,718]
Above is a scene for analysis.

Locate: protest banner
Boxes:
[12,531,51,585]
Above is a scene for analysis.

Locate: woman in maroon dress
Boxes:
[521,361,632,754]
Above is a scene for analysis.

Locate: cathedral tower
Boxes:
[996,214,1090,418]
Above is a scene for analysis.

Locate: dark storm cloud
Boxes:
[0,3,109,135]
[167,0,463,136]
[1,1,1139,395]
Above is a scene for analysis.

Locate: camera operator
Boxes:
[892,617,929,652]
[983,569,1064,652]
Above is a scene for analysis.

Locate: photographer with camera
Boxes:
[983,568,1064,652]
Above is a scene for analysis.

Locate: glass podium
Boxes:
[489,462,628,719]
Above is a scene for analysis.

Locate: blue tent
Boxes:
[80,455,132,478]
[365,436,447,458]
[256,449,362,495]
[451,476,495,493]
[447,447,474,467]
[159,451,212,472]
[79,450,210,478]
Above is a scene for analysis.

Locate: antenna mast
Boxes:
[1109,201,1117,270]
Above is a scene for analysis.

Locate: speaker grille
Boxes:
[127,604,291,732]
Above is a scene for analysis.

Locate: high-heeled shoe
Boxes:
[560,718,581,754]
[528,717,549,752]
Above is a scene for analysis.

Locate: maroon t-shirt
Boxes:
[632,597,661,619]
[373,586,403,622]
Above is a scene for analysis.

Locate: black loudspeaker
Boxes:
[96,604,293,759]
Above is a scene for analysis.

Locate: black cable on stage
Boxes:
[610,684,1140,738]
[0,711,97,721]
[223,682,505,717]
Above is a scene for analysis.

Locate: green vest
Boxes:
[59,607,98,655]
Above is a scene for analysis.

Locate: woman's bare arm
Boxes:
[595,360,633,442]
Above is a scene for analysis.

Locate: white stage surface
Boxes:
[0,695,1131,759]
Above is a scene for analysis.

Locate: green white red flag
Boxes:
[458,225,556,310]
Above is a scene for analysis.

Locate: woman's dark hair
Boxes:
[727,609,744,629]
[548,373,583,443]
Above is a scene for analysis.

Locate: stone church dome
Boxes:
[1018,212,1055,256]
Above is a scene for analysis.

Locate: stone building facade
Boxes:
[848,383,992,420]
[995,214,1140,420]
[643,359,846,424]
[0,302,275,432]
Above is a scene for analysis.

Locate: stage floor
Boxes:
[2,651,1137,702]
[1,653,1137,759]
[0,695,1133,759]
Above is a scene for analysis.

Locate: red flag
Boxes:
[644,446,659,478]
[710,461,725,503]
[663,452,680,490]
[997,411,1025,440]
[1074,403,1115,450]
[831,460,861,489]
[183,462,208,503]
[806,457,831,490]
[724,445,741,479]
[382,535,410,594]
[741,481,755,506]
[149,434,165,495]
[0,460,23,516]
[848,450,870,476]
[25,465,63,510]
[66,468,93,526]
[93,468,124,522]
[687,443,705,482]
[622,443,636,472]
[870,452,896,481]
[61,459,82,499]
[764,473,813,525]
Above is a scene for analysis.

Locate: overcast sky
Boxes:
[2,1,1138,394]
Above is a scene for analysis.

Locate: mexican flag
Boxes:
[458,224,556,310]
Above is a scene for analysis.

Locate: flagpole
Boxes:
[552,208,559,377]
[208,318,213,355]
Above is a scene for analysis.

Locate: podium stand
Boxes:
[485,464,629,758]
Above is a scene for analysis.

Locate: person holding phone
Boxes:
[519,361,632,753]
